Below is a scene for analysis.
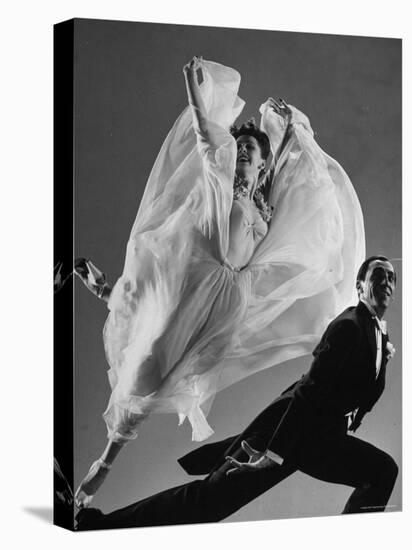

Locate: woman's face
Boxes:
[235,135,265,181]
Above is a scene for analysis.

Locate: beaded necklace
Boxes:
[233,175,273,223]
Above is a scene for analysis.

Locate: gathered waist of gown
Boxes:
[220,256,263,274]
[197,254,251,275]
[221,255,260,273]
[221,257,242,272]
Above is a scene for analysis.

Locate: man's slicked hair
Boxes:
[356,255,393,284]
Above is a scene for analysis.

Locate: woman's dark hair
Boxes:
[230,119,271,160]
[356,255,395,284]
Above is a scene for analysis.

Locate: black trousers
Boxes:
[76,430,398,530]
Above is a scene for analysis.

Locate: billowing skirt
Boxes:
[104,256,251,442]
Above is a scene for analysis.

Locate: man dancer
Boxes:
[75,255,398,530]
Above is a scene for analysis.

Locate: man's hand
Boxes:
[74,258,111,302]
[267,97,292,124]
[225,441,280,476]
[54,261,73,294]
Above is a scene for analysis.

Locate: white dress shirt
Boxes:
[360,298,387,378]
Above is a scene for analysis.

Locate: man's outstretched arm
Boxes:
[74,258,112,304]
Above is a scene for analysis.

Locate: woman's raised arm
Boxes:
[264,97,292,163]
[183,56,210,141]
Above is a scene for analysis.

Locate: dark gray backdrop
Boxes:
[73,19,401,521]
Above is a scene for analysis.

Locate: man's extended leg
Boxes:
[295,433,398,514]
[76,448,296,530]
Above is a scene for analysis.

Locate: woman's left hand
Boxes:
[267,97,292,124]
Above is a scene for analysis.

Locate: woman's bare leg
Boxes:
[75,413,146,508]
[75,440,124,508]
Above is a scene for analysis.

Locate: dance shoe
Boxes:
[74,458,112,509]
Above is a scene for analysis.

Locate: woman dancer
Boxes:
[75,57,365,506]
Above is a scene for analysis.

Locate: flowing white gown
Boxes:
[102,60,365,443]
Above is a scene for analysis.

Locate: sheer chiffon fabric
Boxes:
[103,60,365,442]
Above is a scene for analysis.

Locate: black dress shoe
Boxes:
[75,508,107,531]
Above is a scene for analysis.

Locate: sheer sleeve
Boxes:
[254,101,364,306]
[258,100,290,163]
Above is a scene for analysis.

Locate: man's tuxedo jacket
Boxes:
[179,301,390,475]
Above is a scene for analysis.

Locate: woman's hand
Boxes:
[183,55,203,76]
[183,56,210,139]
[267,97,292,124]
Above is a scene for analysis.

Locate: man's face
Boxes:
[235,135,265,180]
[358,259,396,311]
